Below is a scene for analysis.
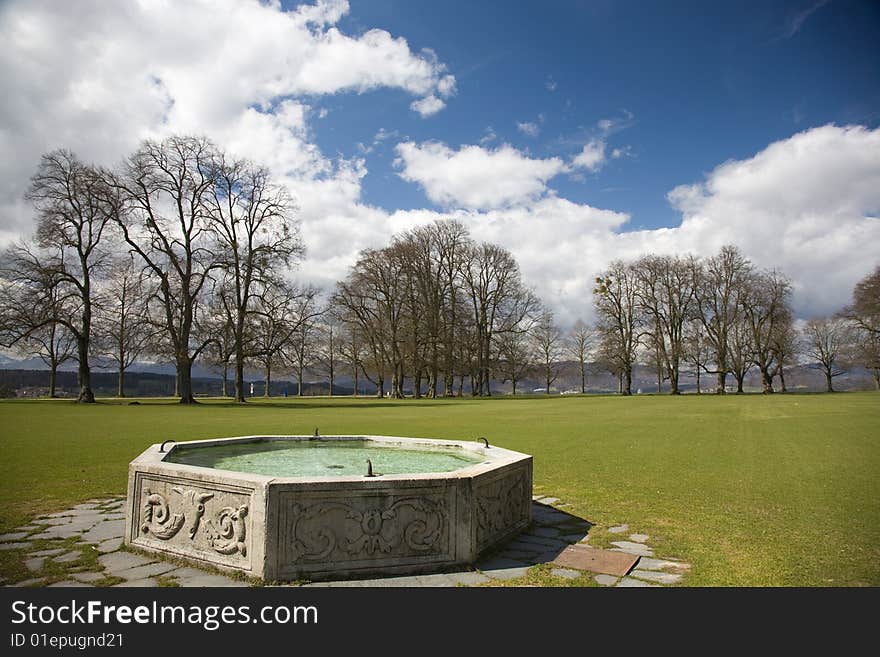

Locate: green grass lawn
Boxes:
[1,392,878,586]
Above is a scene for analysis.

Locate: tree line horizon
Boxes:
[1,135,877,403]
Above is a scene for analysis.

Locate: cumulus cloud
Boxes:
[0,1,876,329]
[0,0,455,237]
[410,95,446,117]
[394,141,567,210]
[572,139,607,172]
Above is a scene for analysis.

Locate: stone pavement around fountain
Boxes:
[1,496,690,588]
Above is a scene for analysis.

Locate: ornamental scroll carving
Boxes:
[138,481,250,559]
[474,469,529,547]
[285,496,448,563]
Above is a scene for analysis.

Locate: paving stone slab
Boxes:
[551,568,581,579]
[636,557,690,571]
[594,574,619,586]
[616,577,660,588]
[476,556,528,572]
[96,538,123,554]
[72,503,101,511]
[530,527,561,538]
[30,548,67,557]
[608,524,630,534]
[98,551,155,573]
[40,517,75,526]
[0,542,32,551]
[539,497,560,505]
[610,541,654,557]
[48,581,93,587]
[511,534,570,549]
[561,533,589,543]
[11,578,45,587]
[15,526,41,532]
[113,578,159,587]
[483,566,532,581]
[552,545,639,577]
[70,572,106,583]
[81,520,124,543]
[629,569,683,585]
[446,571,491,586]
[165,567,247,587]
[497,549,540,561]
[629,533,650,543]
[53,551,83,564]
[0,532,30,541]
[115,561,178,580]
[25,557,45,572]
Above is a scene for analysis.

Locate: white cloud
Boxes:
[572,139,607,172]
[516,122,540,138]
[0,2,876,330]
[0,0,455,235]
[410,95,446,117]
[394,141,567,210]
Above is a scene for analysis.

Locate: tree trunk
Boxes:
[353,365,359,397]
[716,371,727,395]
[617,372,622,394]
[623,368,632,395]
[221,363,228,398]
[779,367,788,393]
[328,359,334,397]
[297,365,304,397]
[413,369,422,399]
[760,369,774,394]
[512,379,517,395]
[49,364,57,398]
[76,335,95,403]
[234,348,246,402]
[872,367,879,391]
[695,367,701,395]
[118,364,125,398]
[376,374,384,398]
[580,362,586,394]
[656,369,662,393]
[174,369,180,398]
[825,369,834,393]
[177,355,196,404]
[669,368,680,395]
[735,374,745,394]
[264,363,271,397]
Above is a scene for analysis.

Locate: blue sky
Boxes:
[1,0,878,322]
[314,0,880,229]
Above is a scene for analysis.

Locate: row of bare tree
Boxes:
[591,248,879,394]
[0,137,310,403]
[1,137,877,401]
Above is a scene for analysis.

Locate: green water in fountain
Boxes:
[165,439,485,477]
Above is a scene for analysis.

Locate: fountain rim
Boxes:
[131,434,529,484]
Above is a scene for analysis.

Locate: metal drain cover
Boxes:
[552,544,639,577]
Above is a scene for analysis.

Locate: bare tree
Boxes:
[286,295,322,397]
[94,257,154,397]
[252,282,320,397]
[593,261,641,395]
[495,330,533,395]
[740,268,793,394]
[694,245,752,394]
[2,151,114,402]
[842,265,880,390]
[803,317,851,392]
[110,136,221,404]
[567,319,594,394]
[209,157,302,402]
[727,315,754,393]
[532,311,564,394]
[683,320,711,394]
[633,254,697,394]
[770,320,799,393]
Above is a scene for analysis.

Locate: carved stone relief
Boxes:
[134,476,252,565]
[281,493,450,566]
[474,467,530,549]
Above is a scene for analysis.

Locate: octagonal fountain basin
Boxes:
[125,435,532,582]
